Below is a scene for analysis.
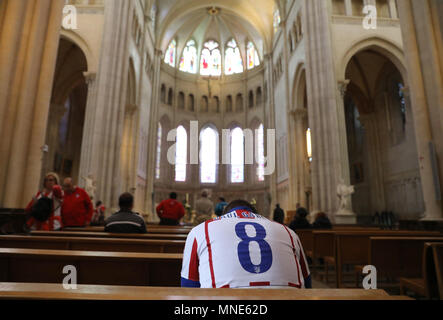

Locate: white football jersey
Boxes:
[181,208,310,288]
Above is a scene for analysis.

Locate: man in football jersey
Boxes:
[181,200,312,289]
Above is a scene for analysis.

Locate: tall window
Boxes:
[175,126,187,182]
[200,40,221,76]
[247,42,260,70]
[164,39,176,67]
[155,124,162,179]
[200,127,218,183]
[274,9,281,33]
[179,39,197,74]
[231,127,245,183]
[257,124,265,181]
[225,39,243,75]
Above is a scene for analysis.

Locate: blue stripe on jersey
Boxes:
[181,277,201,288]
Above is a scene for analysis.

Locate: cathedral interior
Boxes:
[0,0,442,225]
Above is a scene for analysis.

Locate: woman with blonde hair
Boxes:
[25,172,63,231]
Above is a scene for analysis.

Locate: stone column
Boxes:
[358,113,386,213]
[43,103,68,176]
[144,49,163,220]
[78,71,97,186]
[397,0,443,220]
[0,0,64,207]
[289,109,309,208]
[77,0,134,213]
[344,0,352,16]
[304,0,353,219]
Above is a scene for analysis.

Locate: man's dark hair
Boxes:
[223,200,258,215]
[96,201,102,207]
[296,207,309,218]
[219,197,226,202]
[169,192,177,199]
[119,193,134,210]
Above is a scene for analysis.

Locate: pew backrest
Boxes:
[31,230,188,241]
[0,235,186,253]
[0,248,182,287]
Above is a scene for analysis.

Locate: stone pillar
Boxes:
[145,49,163,220]
[78,71,97,186]
[397,0,443,220]
[77,0,134,213]
[344,0,352,16]
[304,0,353,219]
[358,113,386,213]
[0,0,64,207]
[43,103,68,177]
[289,109,309,209]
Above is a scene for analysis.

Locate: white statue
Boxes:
[82,174,96,201]
[337,181,355,215]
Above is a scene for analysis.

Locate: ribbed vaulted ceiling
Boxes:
[155,0,284,61]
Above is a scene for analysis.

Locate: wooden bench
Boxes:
[334,231,442,288]
[0,235,185,253]
[0,248,182,286]
[368,237,443,297]
[429,243,443,299]
[0,283,413,300]
[0,210,28,235]
[63,226,191,235]
[31,230,188,241]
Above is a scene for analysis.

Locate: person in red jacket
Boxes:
[61,177,93,228]
[156,192,185,226]
[26,172,63,231]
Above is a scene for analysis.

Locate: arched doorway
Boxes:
[43,38,88,185]
[344,49,425,220]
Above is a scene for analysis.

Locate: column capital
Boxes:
[338,80,351,98]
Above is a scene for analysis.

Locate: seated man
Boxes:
[104,193,147,234]
[181,200,311,289]
[156,192,185,226]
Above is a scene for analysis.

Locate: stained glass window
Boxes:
[257,124,265,181]
[200,127,218,183]
[247,42,260,70]
[164,39,176,67]
[175,126,187,182]
[179,40,197,74]
[231,127,244,183]
[155,124,162,179]
[225,39,244,75]
[200,40,221,76]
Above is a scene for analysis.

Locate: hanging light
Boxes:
[306,128,312,162]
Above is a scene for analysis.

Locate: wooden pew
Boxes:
[0,283,413,300]
[430,243,443,299]
[294,230,313,258]
[63,226,191,235]
[369,237,443,298]
[0,235,185,253]
[334,231,442,288]
[0,248,182,286]
[311,231,336,284]
[31,230,188,241]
